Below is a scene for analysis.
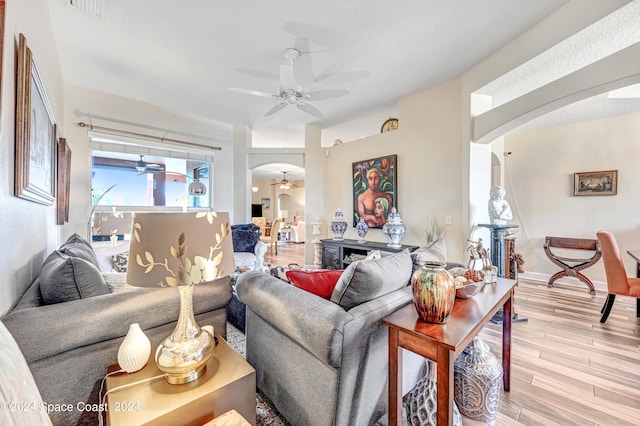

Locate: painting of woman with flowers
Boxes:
[352,154,397,228]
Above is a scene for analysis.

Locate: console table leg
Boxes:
[502,293,512,392]
[388,329,402,426]
[436,347,454,426]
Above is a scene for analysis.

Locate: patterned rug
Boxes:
[226,323,291,426]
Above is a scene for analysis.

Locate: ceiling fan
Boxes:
[229,48,349,118]
[132,155,163,172]
[270,172,297,190]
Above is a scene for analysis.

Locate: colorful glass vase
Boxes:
[411,262,456,323]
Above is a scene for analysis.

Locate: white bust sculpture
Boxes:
[488,186,513,225]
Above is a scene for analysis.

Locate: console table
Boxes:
[383,278,516,426]
[320,239,419,270]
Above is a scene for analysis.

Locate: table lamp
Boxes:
[126,212,235,384]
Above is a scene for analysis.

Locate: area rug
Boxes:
[226,323,291,426]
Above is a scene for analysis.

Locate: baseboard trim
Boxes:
[519,271,607,292]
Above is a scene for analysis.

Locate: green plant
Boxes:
[426,216,445,243]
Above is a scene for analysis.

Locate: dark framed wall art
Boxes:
[56,138,72,224]
[352,154,397,228]
[574,170,618,196]
[15,33,57,205]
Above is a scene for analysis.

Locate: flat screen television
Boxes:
[251,204,263,218]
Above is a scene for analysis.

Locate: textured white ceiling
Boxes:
[47,0,640,182]
[47,0,572,149]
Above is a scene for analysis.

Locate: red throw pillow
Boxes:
[286,269,344,300]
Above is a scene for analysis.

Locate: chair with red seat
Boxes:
[595,230,640,323]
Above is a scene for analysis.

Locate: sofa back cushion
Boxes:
[331,249,412,309]
[231,223,260,233]
[58,233,100,269]
[286,269,344,300]
[231,225,260,253]
[39,251,110,305]
[0,321,52,425]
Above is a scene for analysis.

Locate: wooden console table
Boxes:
[383,278,516,425]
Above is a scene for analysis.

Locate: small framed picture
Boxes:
[574,170,617,196]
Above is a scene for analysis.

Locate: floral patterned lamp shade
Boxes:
[92,211,134,236]
[125,211,234,384]
[126,211,234,288]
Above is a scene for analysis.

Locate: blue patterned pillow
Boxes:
[232,229,259,253]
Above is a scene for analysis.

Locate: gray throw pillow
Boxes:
[39,251,110,305]
[58,233,100,269]
[330,249,412,309]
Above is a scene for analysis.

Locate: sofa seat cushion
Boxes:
[0,321,52,425]
[58,233,100,269]
[234,252,257,269]
[331,249,412,309]
[39,251,110,305]
[286,269,344,300]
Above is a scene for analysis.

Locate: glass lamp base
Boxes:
[155,285,215,384]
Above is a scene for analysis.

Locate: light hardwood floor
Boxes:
[262,242,640,425]
[480,280,640,426]
[263,240,306,268]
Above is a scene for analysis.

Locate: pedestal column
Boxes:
[311,222,322,269]
[478,223,527,324]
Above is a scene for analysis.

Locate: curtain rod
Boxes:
[77,122,223,151]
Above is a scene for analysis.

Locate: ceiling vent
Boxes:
[69,0,103,18]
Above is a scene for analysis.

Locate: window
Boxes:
[91,151,211,209]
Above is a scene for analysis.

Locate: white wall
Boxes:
[504,111,640,289]
[62,85,234,238]
[323,78,466,263]
[0,0,64,315]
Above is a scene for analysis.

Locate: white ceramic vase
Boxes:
[382,207,406,248]
[117,323,151,373]
[330,209,348,240]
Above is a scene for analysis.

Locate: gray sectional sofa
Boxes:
[236,249,427,426]
[1,234,232,426]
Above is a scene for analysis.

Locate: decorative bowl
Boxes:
[455,280,486,299]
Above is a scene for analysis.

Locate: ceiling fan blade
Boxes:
[233,68,279,82]
[293,38,314,88]
[305,89,350,101]
[229,87,277,98]
[314,70,370,85]
[280,64,298,91]
[297,103,324,118]
[264,102,287,117]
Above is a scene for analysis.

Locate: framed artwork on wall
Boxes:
[15,33,57,205]
[352,154,397,228]
[261,198,270,210]
[574,170,617,196]
[56,138,72,224]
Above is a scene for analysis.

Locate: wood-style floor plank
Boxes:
[264,245,640,425]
